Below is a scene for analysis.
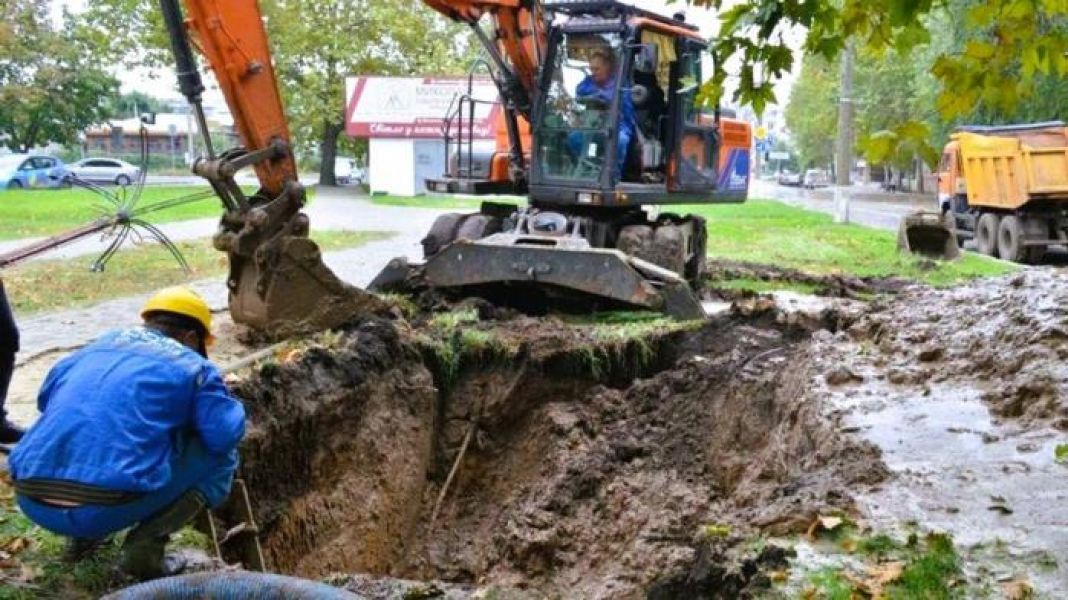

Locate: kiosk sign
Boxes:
[345,76,500,139]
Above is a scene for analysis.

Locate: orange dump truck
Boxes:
[939,121,1068,263]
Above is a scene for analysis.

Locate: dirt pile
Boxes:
[704,260,910,300]
[841,270,1068,430]
[224,305,887,598]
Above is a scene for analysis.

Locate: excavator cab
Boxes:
[374,2,752,320]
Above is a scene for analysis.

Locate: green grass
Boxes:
[0,480,211,599]
[677,200,1016,287]
[5,230,393,314]
[711,278,823,295]
[369,194,521,210]
[0,186,309,241]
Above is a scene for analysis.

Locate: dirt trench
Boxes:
[224,307,887,598]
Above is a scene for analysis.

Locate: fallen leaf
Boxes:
[987,502,1014,515]
[1002,576,1034,600]
[819,516,845,531]
[769,569,789,583]
[1,537,29,555]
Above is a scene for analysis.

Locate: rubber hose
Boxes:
[103,571,363,600]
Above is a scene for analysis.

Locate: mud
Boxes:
[223,302,886,598]
[842,269,1068,430]
[808,269,1068,593]
[704,260,911,301]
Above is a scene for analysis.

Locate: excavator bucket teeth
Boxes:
[377,238,706,320]
[229,236,386,338]
[897,211,961,260]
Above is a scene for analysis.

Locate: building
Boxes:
[345,76,500,196]
[83,113,237,162]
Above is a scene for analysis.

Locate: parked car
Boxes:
[335,157,356,185]
[777,170,802,186]
[0,154,72,190]
[803,169,831,189]
[69,157,142,186]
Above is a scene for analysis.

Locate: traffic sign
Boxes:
[755,140,770,153]
[754,125,768,140]
[769,151,789,160]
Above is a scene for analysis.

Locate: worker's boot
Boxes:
[62,536,109,563]
[119,490,206,581]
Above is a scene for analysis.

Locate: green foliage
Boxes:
[677,199,1016,286]
[890,533,960,599]
[0,0,119,152]
[784,54,839,170]
[82,1,475,184]
[687,0,1067,122]
[807,567,854,600]
[1055,443,1068,464]
[106,92,172,121]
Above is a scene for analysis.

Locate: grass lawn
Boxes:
[0,186,298,241]
[678,199,1016,287]
[370,193,522,210]
[4,230,393,315]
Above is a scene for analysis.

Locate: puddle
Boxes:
[834,379,1067,592]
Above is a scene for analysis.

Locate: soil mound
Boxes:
[844,270,1068,430]
[224,307,886,598]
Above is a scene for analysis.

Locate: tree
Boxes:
[689,0,1066,167]
[83,0,474,185]
[784,54,838,170]
[0,1,118,152]
[108,92,173,120]
[261,1,474,185]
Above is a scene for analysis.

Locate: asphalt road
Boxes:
[750,180,929,232]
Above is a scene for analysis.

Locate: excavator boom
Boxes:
[160,0,384,337]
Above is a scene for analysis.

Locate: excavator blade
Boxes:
[229,235,386,338]
[371,236,707,320]
[897,211,961,260]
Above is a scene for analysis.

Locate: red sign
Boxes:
[345,76,500,139]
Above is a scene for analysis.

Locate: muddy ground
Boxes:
[6,266,1066,597]
[215,294,888,598]
[212,268,1068,598]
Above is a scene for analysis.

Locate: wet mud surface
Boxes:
[222,298,888,598]
[811,269,1068,593]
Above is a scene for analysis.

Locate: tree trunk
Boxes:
[318,120,343,186]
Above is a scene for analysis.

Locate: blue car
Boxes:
[0,154,73,190]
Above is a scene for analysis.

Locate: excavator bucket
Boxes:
[897,211,960,260]
[227,235,387,339]
[371,234,708,321]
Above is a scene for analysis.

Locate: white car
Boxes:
[70,158,142,186]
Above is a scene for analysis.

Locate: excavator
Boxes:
[159,0,752,336]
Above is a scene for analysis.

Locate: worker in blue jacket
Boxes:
[9,286,245,580]
[569,48,637,179]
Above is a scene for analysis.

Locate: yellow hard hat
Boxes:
[140,286,215,346]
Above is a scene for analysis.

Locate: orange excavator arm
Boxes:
[422,0,546,119]
[159,0,382,337]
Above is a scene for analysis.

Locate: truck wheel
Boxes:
[996,215,1027,262]
[975,213,1000,257]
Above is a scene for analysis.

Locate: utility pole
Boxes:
[835,42,855,186]
[833,41,855,223]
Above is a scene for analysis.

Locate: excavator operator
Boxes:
[9,286,245,580]
[570,48,637,178]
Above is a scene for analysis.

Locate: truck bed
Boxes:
[957,126,1068,210]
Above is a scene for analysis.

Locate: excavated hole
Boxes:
[223,308,886,598]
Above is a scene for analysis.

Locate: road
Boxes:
[750,179,930,231]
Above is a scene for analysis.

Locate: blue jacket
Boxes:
[10,327,245,493]
[576,75,637,137]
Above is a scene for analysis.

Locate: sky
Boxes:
[52,0,803,114]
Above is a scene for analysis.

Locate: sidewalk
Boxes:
[12,187,450,358]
